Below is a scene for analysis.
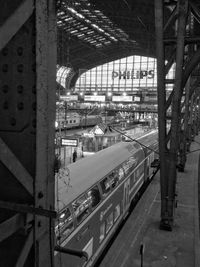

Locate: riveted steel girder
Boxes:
[0,1,56,266]
[155,0,200,231]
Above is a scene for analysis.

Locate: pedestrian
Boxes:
[72,149,77,162]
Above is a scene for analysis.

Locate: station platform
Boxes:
[99,135,200,267]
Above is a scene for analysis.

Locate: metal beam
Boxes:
[0,0,34,50]
[0,200,57,218]
[0,214,25,243]
[164,36,200,44]
[15,230,33,267]
[0,137,33,195]
[163,4,177,32]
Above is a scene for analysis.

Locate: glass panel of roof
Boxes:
[57,66,72,88]
[57,1,133,48]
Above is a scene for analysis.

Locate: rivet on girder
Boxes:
[10,117,16,126]
[3,102,9,110]
[17,64,24,73]
[2,47,8,56]
[17,47,23,56]
[17,85,24,94]
[2,64,8,72]
[17,102,24,110]
[2,85,9,93]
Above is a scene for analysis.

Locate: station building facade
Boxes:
[57,55,175,107]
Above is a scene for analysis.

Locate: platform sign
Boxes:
[61,138,78,147]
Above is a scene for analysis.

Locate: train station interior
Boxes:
[1,1,200,266]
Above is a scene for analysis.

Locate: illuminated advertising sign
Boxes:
[133,96,141,102]
[112,70,154,80]
[112,96,133,102]
[84,95,105,102]
[60,95,78,101]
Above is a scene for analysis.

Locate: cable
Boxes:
[109,126,159,155]
[186,148,200,155]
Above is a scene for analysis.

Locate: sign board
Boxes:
[133,96,141,102]
[112,70,154,80]
[61,138,78,147]
[60,95,78,101]
[112,95,133,102]
[84,95,105,102]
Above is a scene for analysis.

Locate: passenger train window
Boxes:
[130,172,136,188]
[135,168,140,179]
[123,156,137,176]
[55,208,74,242]
[106,213,113,233]
[100,177,111,196]
[72,194,90,224]
[99,222,105,243]
[87,186,101,209]
[117,167,125,181]
[122,161,129,175]
[108,171,118,189]
[114,205,120,222]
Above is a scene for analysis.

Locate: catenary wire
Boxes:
[109,126,159,155]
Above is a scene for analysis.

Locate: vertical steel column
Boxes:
[189,94,195,141]
[182,78,191,163]
[154,0,168,227]
[35,1,56,266]
[167,0,188,227]
[193,90,199,135]
[198,92,200,132]
[155,0,189,230]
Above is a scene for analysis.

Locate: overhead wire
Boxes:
[110,124,200,156]
[109,125,159,155]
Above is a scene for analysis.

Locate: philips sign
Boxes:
[112,70,154,80]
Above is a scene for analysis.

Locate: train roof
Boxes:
[55,129,158,212]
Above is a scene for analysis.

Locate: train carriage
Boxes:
[54,130,158,267]
[55,112,103,130]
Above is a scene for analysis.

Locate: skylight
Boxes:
[57,0,135,48]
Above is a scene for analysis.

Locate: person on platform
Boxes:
[72,149,77,162]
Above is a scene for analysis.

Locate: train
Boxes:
[55,111,103,130]
[54,130,159,267]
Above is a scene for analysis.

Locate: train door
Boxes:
[123,179,130,213]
